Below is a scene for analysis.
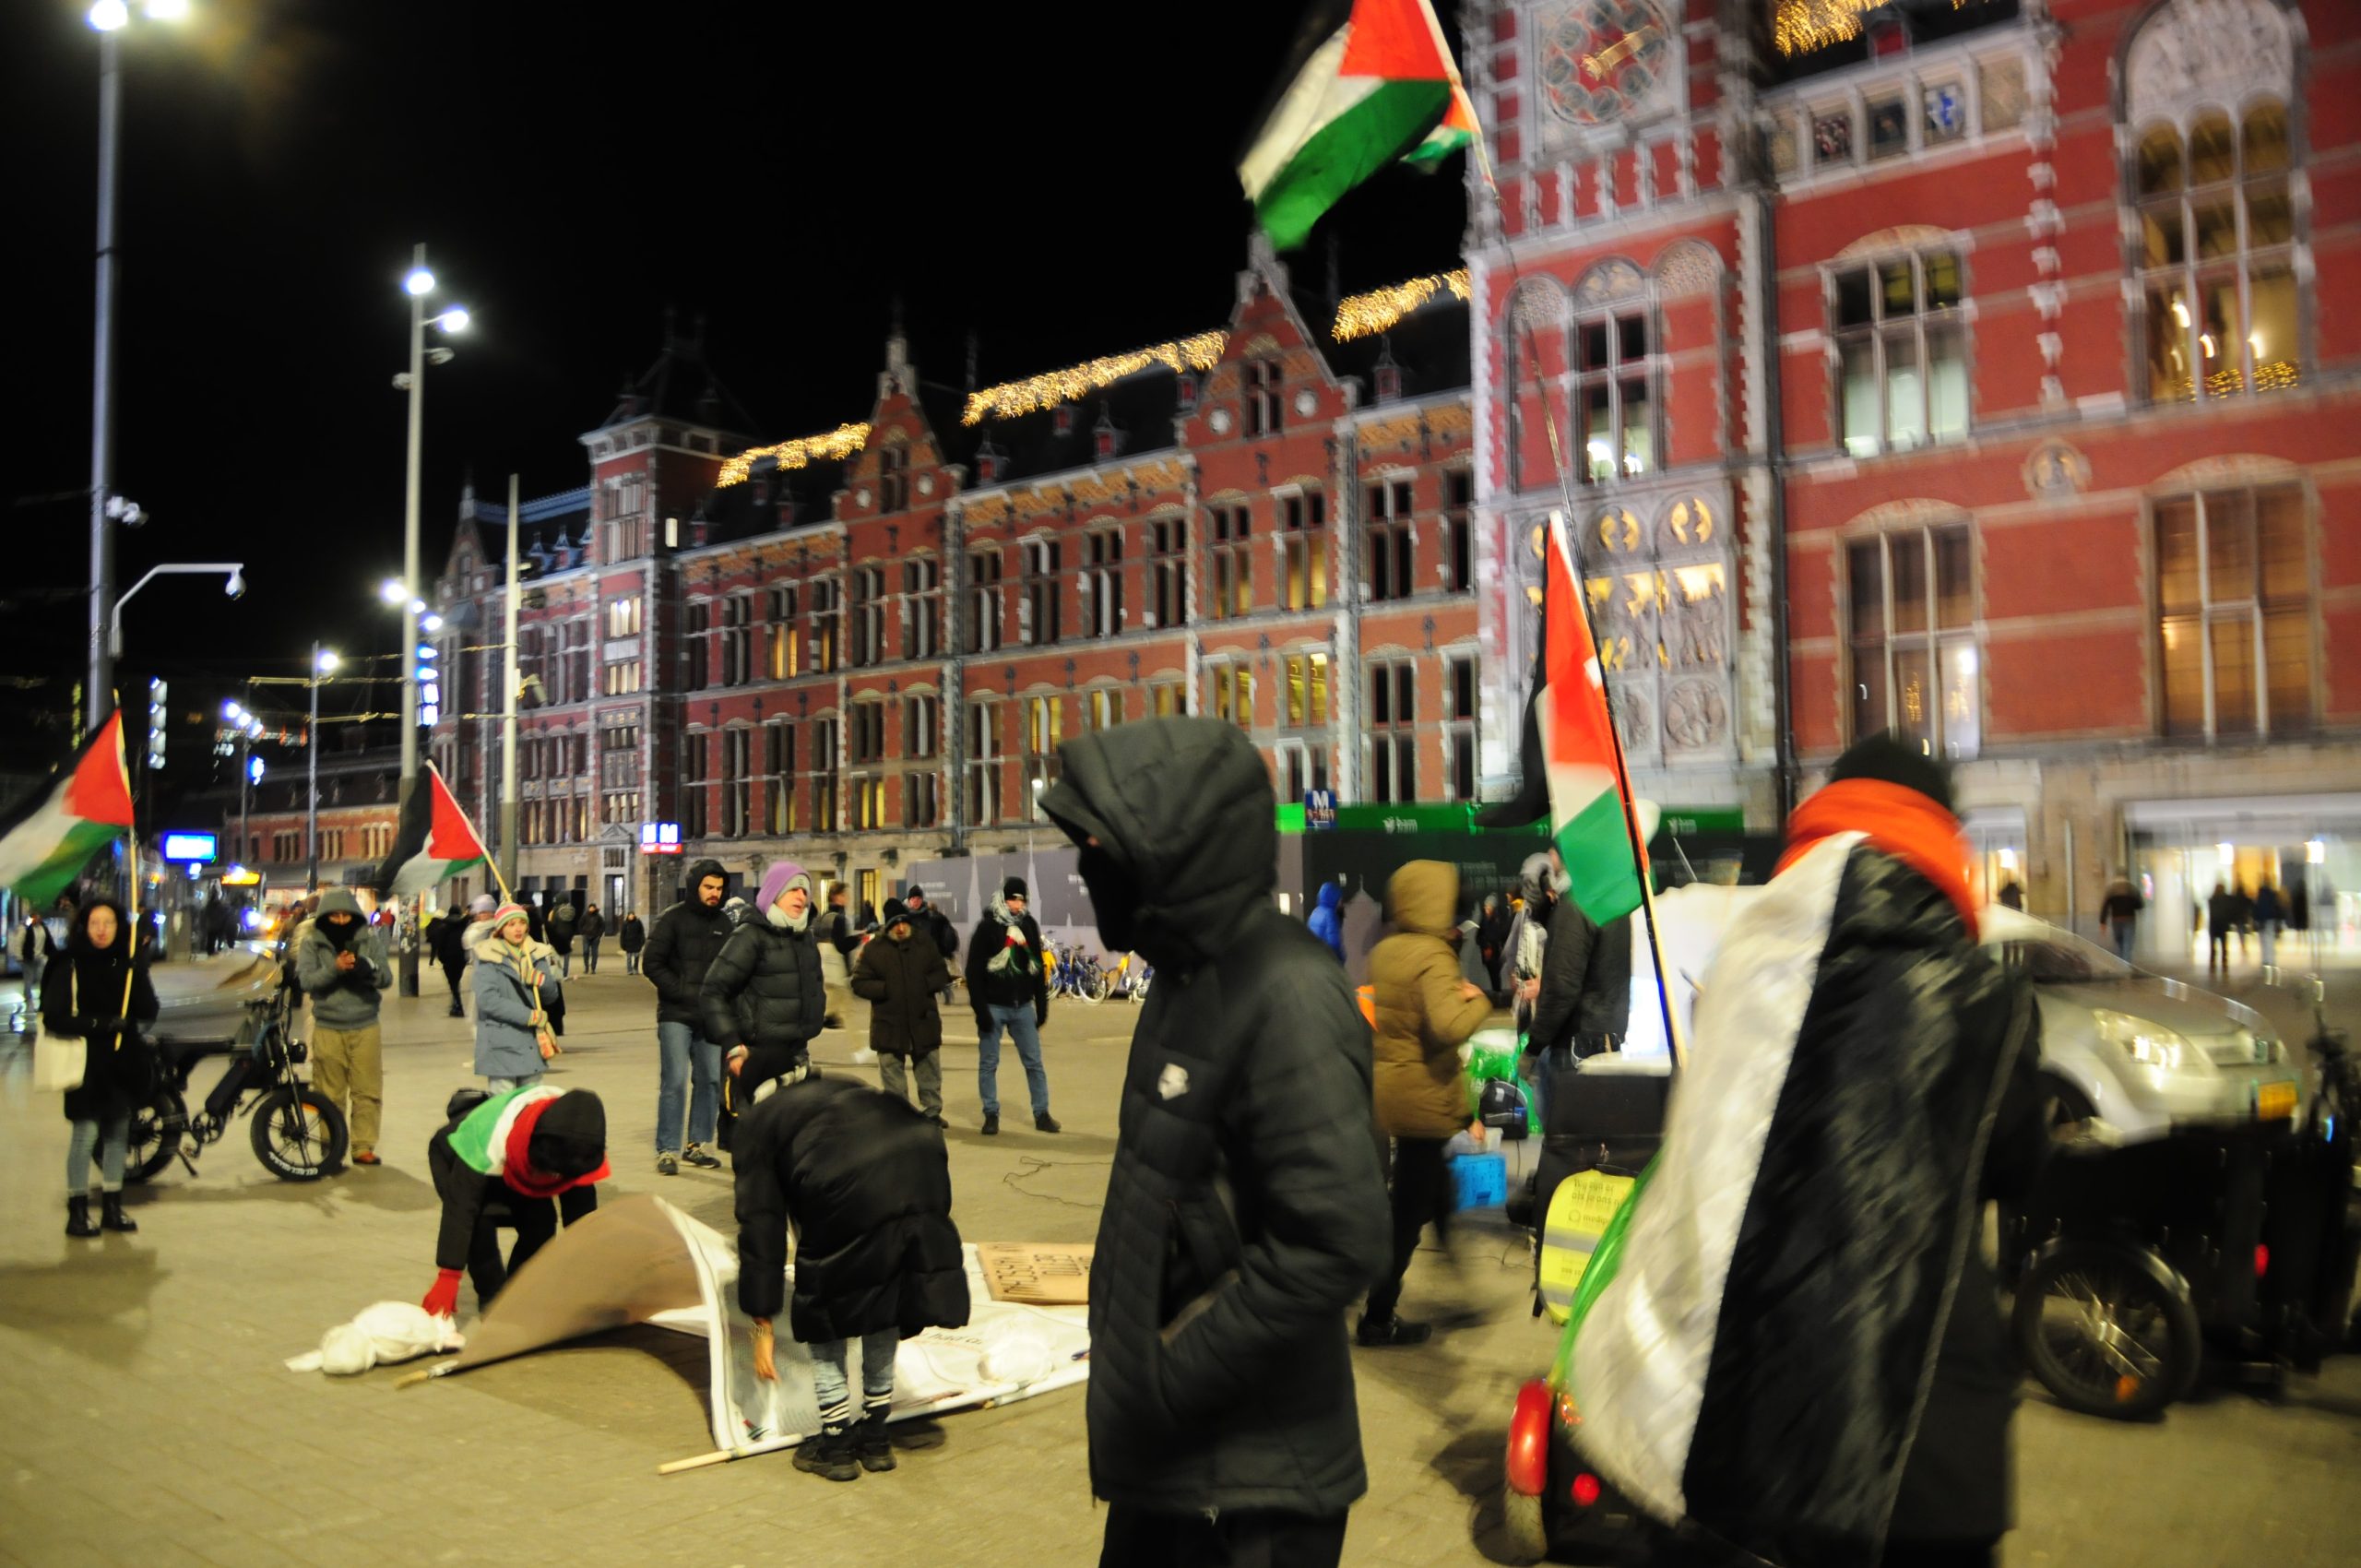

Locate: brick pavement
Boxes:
[0,963,2355,1567]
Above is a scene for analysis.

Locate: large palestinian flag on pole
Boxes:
[1538,513,1657,927]
[372,763,490,897]
[1239,0,1462,250]
[0,713,136,908]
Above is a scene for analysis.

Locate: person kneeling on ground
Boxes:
[854,899,953,1126]
[732,1072,968,1482]
[421,1086,609,1317]
[1365,860,1493,1347]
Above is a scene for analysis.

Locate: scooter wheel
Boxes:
[249,1087,350,1182]
[2013,1241,2201,1420]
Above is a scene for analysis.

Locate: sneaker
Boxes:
[856,1408,896,1472]
[681,1145,721,1170]
[1355,1315,1433,1348]
[351,1150,381,1167]
[656,1153,679,1176]
[980,1112,999,1136]
[1034,1112,1062,1134]
[793,1428,861,1483]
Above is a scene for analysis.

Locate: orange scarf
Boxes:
[1775,778,1979,938]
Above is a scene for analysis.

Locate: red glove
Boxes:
[421,1268,463,1320]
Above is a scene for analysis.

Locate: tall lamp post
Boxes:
[389,247,467,995]
[306,647,338,893]
[83,0,192,735]
[222,700,264,869]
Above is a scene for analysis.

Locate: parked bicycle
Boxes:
[1105,951,1153,1003]
[128,984,349,1184]
[1047,945,1111,1005]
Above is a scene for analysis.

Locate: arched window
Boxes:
[2136,101,2296,400]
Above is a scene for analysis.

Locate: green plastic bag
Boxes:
[1548,1153,1656,1393]
[1463,1028,1538,1133]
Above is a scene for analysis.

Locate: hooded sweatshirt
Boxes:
[294,888,392,1029]
[1306,881,1345,959]
[1036,717,1390,1521]
[644,857,734,1026]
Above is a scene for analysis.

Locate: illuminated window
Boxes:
[1280,492,1326,611]
[2156,486,2311,739]
[606,596,641,638]
[1575,304,1659,481]
[2137,103,2298,402]
[1209,664,1254,728]
[808,577,840,673]
[763,721,796,834]
[1282,651,1329,728]
[1209,505,1252,619]
[1846,523,1978,759]
[1086,688,1122,731]
[1150,679,1185,717]
[767,586,799,679]
[1833,251,1967,457]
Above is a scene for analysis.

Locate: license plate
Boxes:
[2254,1081,2297,1123]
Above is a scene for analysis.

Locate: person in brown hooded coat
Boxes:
[1363,859,1491,1346]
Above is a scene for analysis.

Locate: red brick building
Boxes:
[1467,0,2360,955]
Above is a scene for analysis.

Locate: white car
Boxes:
[1619,893,2300,1143]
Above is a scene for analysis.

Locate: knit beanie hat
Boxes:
[882,898,909,928]
[528,1090,606,1180]
[490,902,530,934]
[1003,876,1028,900]
[471,895,497,915]
[1827,731,1955,814]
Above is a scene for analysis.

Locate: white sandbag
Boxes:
[286,1301,465,1373]
[978,1328,1054,1386]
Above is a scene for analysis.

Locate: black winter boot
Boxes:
[100,1194,137,1233]
[857,1404,896,1471]
[65,1195,99,1239]
[793,1424,861,1482]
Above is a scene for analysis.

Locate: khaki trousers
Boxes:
[311,1023,384,1154]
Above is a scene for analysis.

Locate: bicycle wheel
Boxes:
[249,1086,349,1182]
[126,1087,188,1184]
[2013,1242,2199,1420]
[1081,964,1110,1005]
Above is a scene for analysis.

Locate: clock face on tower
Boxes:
[1540,0,1674,128]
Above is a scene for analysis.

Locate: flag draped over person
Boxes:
[0,713,136,908]
[1238,0,1466,250]
[372,764,491,897]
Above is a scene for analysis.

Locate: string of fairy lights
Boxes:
[1774,0,1974,56]
[712,267,1473,479]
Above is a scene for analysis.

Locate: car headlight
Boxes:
[2094,1009,2194,1071]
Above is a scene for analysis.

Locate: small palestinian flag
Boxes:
[1405,81,1478,171]
[1538,512,1658,927]
[1240,0,1462,250]
[373,763,490,897]
[0,713,136,909]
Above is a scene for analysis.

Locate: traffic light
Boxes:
[146,678,168,774]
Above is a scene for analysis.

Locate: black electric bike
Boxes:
[127,984,349,1183]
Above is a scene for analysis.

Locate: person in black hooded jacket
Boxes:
[1038,716,1391,1568]
[46,898,160,1238]
[644,857,732,1174]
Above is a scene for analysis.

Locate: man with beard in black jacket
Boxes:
[962,876,1055,1135]
[1038,716,1391,1568]
[641,858,731,1177]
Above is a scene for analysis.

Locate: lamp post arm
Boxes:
[109,561,245,657]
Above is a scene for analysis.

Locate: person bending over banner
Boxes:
[421,1086,610,1318]
[731,1073,968,1483]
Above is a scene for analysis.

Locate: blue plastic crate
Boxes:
[1451,1151,1508,1211]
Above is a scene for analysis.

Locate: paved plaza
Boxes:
[1,958,2356,1567]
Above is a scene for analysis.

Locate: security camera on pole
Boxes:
[386,244,469,996]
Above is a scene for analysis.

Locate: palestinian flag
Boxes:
[373,763,490,897]
[0,713,136,909]
[1240,0,1462,250]
[1405,82,1478,170]
[1537,513,1657,926]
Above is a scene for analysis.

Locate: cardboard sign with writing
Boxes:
[976,1242,1095,1305]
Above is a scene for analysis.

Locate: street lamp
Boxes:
[223,701,265,867]
[84,0,192,735]
[109,561,245,656]
[306,646,338,893]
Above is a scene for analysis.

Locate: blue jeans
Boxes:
[658,1019,722,1154]
[809,1326,898,1429]
[624,951,641,975]
[581,938,600,974]
[486,1074,542,1093]
[978,1004,1050,1119]
[2110,921,2135,960]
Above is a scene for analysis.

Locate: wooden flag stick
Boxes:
[657,1449,737,1476]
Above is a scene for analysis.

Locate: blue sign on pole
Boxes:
[160,832,219,863]
[1304,789,1338,831]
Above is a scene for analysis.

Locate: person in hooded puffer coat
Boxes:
[1038,717,1391,1568]
[294,887,393,1165]
[702,861,826,1143]
[1306,880,1345,959]
[853,899,953,1125]
[1364,860,1492,1346]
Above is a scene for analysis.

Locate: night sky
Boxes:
[10,0,1466,787]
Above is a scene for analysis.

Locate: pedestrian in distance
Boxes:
[1503,851,1557,1035]
[577,903,605,975]
[1038,716,1391,1568]
[421,1085,609,1319]
[2254,877,2284,972]
[2100,873,2144,962]
[17,909,54,1036]
[733,1073,969,1481]
[2206,879,2236,975]
[723,895,751,931]
[472,903,561,1091]
[902,883,961,1004]
[825,885,858,957]
[702,861,827,1147]
[428,905,469,1018]
[618,909,646,975]
[458,893,499,970]
[642,858,733,1176]
[1363,860,1493,1348]
[822,885,858,1030]
[295,888,392,1167]
[524,896,546,946]
[1308,879,1345,960]
[47,898,159,1239]
[962,876,1056,1135]
[2228,879,2255,960]
[854,899,954,1126]
[1477,891,1513,995]
[546,897,577,979]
